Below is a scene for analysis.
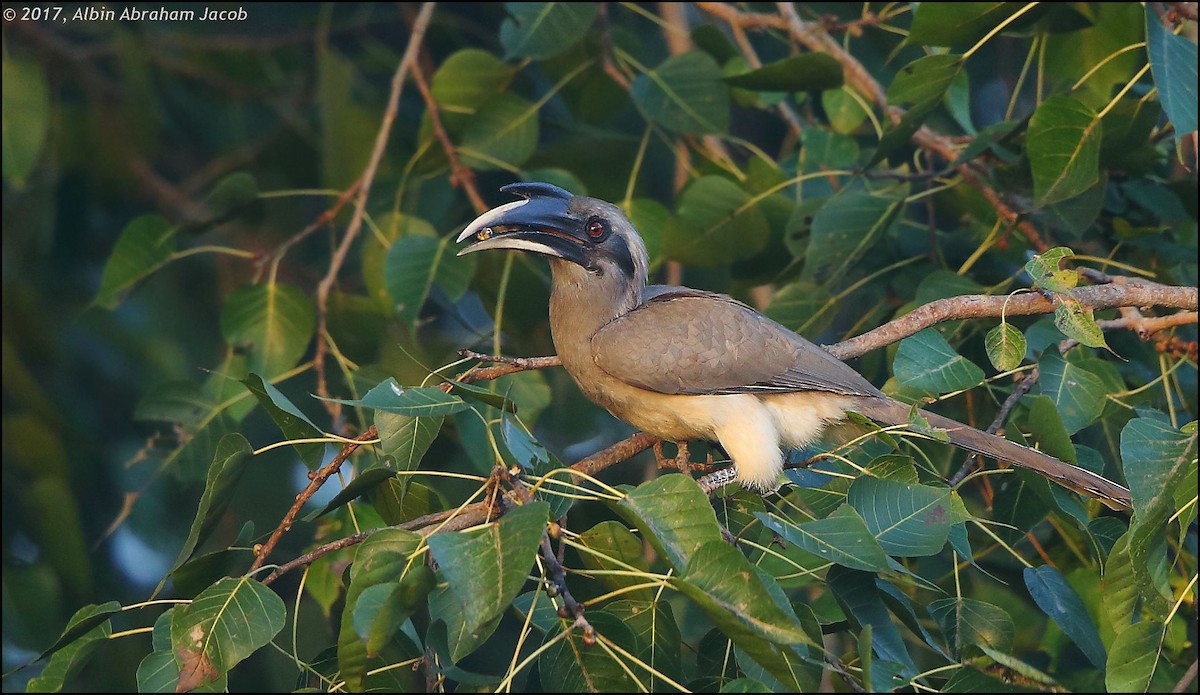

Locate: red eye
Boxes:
[586,218,607,238]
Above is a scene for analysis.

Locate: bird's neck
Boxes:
[547,259,641,362]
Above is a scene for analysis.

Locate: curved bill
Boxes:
[455,191,589,267]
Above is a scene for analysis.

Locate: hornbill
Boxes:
[456,182,1132,510]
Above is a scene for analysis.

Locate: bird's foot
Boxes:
[698,465,739,494]
[653,440,715,475]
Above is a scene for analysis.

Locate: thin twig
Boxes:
[250,425,379,572]
[261,429,658,584]
[948,368,1040,486]
[313,2,436,422]
[1173,658,1198,693]
[410,56,489,214]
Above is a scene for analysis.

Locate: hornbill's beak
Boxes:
[456,182,590,267]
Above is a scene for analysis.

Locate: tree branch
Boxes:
[829,280,1198,360]
[312,2,435,421]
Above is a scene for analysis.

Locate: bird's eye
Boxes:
[586,217,608,239]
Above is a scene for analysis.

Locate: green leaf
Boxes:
[2,55,51,188]
[337,529,424,691]
[25,603,119,691]
[500,417,572,518]
[165,434,253,579]
[1054,301,1108,348]
[428,583,505,664]
[665,176,769,266]
[500,3,598,60]
[1105,620,1163,693]
[385,234,477,325]
[614,474,723,572]
[632,51,730,134]
[375,412,442,472]
[309,467,396,520]
[322,378,469,416]
[674,541,812,645]
[219,284,315,378]
[1022,565,1106,669]
[94,214,177,309]
[720,678,772,693]
[757,505,891,572]
[1122,417,1197,520]
[888,54,964,108]
[317,47,379,187]
[764,279,836,336]
[985,322,1026,372]
[823,87,868,134]
[428,49,515,133]
[170,577,286,692]
[577,521,654,601]
[673,543,818,689]
[1146,9,1197,143]
[847,477,955,557]
[352,566,436,658]
[459,92,540,171]
[1036,352,1107,434]
[894,329,985,395]
[723,53,843,92]
[828,567,916,676]
[1023,246,1075,291]
[1103,533,1139,631]
[802,190,904,285]
[427,501,547,635]
[606,599,683,690]
[928,598,1014,657]
[908,3,1023,47]
[240,374,324,470]
[538,610,640,692]
[1028,96,1103,207]
[870,55,963,166]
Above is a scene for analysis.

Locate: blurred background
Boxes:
[2,2,1195,691]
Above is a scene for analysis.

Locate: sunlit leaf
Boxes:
[220,284,315,379]
[1105,620,1163,693]
[615,474,723,572]
[1028,96,1102,207]
[170,577,286,692]
[985,322,1026,372]
[757,505,890,572]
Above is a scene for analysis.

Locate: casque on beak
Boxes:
[455,182,591,268]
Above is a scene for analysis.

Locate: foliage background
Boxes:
[1,2,1197,693]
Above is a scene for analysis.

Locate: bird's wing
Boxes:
[592,288,881,397]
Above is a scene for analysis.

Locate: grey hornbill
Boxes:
[456,182,1132,511]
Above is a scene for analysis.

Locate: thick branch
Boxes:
[829,281,1198,360]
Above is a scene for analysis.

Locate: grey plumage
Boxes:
[457,183,1132,510]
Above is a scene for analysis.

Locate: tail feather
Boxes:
[855,397,1132,511]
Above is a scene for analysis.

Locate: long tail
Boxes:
[854,397,1132,511]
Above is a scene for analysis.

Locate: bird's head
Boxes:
[456,182,649,288]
